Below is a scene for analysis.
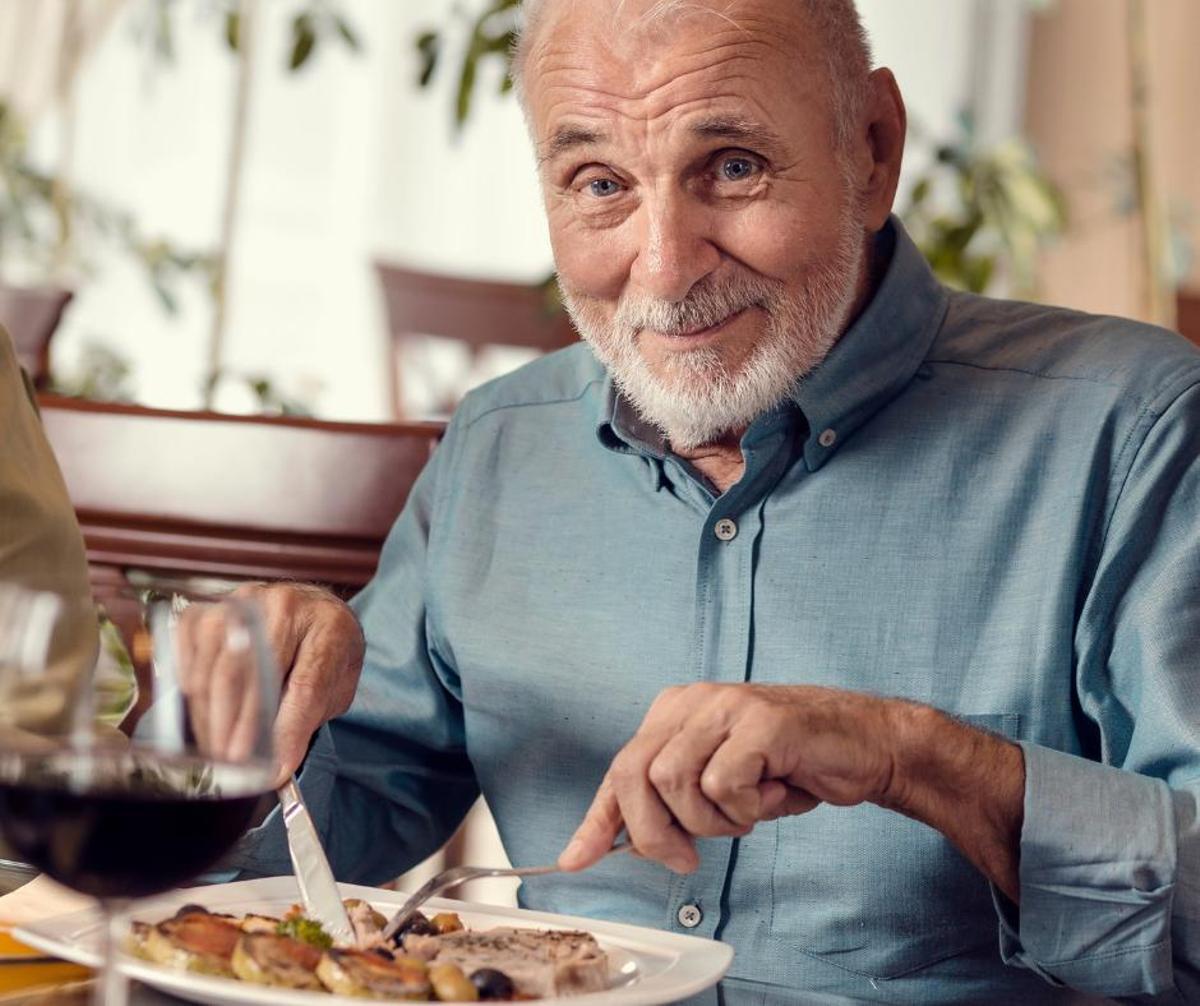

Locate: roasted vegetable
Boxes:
[231,932,323,990]
[430,962,480,1001]
[275,916,333,950]
[470,967,516,1000]
[316,948,432,999]
[431,912,466,935]
[390,911,436,947]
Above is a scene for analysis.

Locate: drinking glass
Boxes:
[0,583,279,1005]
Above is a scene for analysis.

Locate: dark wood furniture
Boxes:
[0,283,73,388]
[1179,288,1200,348]
[374,262,577,417]
[38,394,443,597]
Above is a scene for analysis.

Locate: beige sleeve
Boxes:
[0,325,92,604]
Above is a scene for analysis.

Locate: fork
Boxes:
[380,840,633,943]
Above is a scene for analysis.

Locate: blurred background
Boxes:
[0,0,1196,424]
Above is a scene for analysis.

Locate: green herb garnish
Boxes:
[276,917,333,949]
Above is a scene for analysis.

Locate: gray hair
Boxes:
[512,0,873,150]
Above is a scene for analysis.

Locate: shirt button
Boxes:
[677,903,703,928]
[713,518,738,542]
[818,428,838,448]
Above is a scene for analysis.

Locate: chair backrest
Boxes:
[374,261,577,417]
[0,284,73,388]
[38,394,443,597]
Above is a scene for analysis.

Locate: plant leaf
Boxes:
[289,14,317,71]
[224,9,240,52]
[334,14,361,51]
[455,39,481,128]
[416,31,440,88]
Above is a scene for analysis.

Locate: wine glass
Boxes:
[0,583,280,1005]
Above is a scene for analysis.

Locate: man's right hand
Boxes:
[229,582,365,784]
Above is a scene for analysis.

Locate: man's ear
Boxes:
[857,68,907,232]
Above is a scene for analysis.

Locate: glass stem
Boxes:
[95,898,130,1006]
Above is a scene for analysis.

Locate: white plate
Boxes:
[15,877,733,1006]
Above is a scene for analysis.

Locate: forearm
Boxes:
[877,702,1026,902]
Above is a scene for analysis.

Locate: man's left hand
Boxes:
[558,683,1025,901]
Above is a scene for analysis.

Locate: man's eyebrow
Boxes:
[689,116,785,152]
[538,125,607,165]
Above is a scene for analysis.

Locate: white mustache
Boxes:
[614,275,781,338]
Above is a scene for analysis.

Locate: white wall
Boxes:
[27,0,1026,421]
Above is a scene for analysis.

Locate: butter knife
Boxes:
[277,778,355,945]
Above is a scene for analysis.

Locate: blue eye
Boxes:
[588,178,621,198]
[720,157,758,182]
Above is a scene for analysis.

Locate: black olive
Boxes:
[390,911,436,947]
[371,947,394,960]
[173,904,210,918]
[470,967,515,1000]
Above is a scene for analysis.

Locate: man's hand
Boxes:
[559,683,1025,901]
[231,583,364,784]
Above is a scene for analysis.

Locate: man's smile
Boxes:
[640,306,751,350]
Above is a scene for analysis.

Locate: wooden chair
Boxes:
[38,394,443,597]
[0,283,73,388]
[374,261,577,418]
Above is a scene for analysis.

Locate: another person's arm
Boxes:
[0,327,92,600]
[0,327,97,685]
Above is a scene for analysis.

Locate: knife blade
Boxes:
[277,778,355,945]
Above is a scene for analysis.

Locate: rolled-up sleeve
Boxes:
[995,378,1200,999]
[997,744,1181,996]
[229,415,480,885]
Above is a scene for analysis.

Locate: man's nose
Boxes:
[629,193,720,303]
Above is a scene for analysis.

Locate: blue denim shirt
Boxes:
[234,220,1200,1003]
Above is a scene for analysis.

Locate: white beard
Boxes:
[560,205,865,451]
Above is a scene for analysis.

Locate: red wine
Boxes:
[0,751,271,900]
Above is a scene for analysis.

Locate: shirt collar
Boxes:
[595,216,948,470]
[790,216,948,470]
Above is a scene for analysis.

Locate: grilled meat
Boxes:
[402,928,608,999]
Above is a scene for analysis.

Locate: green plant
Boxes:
[3,2,362,407]
[133,0,361,73]
[0,100,215,303]
[415,0,520,129]
[902,114,1066,295]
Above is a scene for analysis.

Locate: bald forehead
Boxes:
[523,0,825,116]
[524,0,815,69]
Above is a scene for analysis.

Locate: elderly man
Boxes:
[232,0,1200,1001]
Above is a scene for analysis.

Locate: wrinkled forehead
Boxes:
[524,0,830,143]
